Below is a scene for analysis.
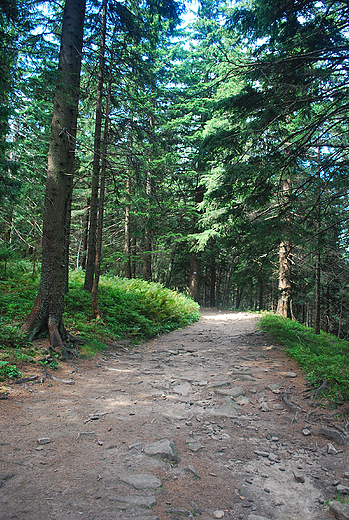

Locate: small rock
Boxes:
[272,403,284,410]
[254,450,270,457]
[267,384,280,392]
[302,429,311,436]
[285,372,298,378]
[329,501,349,520]
[328,443,338,455]
[186,439,204,452]
[235,396,249,406]
[37,437,51,445]
[172,382,191,396]
[186,465,200,478]
[293,470,305,483]
[144,439,178,462]
[36,446,44,451]
[268,453,279,462]
[337,485,349,495]
[213,511,224,518]
[264,488,270,493]
[344,472,349,479]
[259,401,270,412]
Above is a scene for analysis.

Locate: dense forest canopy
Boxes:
[1,0,349,343]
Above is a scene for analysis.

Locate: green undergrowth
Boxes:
[259,313,349,402]
[0,269,200,378]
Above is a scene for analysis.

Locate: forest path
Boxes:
[1,309,348,520]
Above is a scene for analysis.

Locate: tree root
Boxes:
[43,370,75,385]
[312,425,348,446]
[282,391,302,412]
[303,380,329,399]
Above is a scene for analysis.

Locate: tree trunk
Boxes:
[189,250,199,301]
[276,240,292,317]
[210,256,216,307]
[143,171,152,281]
[84,0,107,291]
[20,0,85,348]
[91,50,112,320]
[80,198,90,270]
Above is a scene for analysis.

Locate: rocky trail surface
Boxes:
[1,309,349,520]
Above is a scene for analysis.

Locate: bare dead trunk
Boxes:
[276,240,292,317]
[84,0,107,291]
[20,0,85,349]
[80,198,90,270]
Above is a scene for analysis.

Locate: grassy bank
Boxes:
[0,269,200,378]
[259,313,349,402]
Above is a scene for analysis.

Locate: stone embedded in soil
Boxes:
[37,437,51,445]
[212,398,241,417]
[329,501,349,520]
[215,386,245,397]
[213,510,225,518]
[337,485,349,494]
[266,384,280,392]
[293,469,305,483]
[285,372,298,378]
[172,382,191,396]
[186,439,204,452]
[254,450,270,457]
[143,439,178,462]
[119,474,162,490]
[185,465,200,478]
[109,495,157,508]
[234,396,249,406]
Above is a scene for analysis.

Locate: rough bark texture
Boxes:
[276,240,292,317]
[84,0,107,291]
[20,0,85,346]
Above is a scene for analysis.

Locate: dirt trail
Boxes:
[0,309,348,520]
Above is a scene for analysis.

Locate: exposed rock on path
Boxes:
[0,309,348,519]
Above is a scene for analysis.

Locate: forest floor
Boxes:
[1,309,349,520]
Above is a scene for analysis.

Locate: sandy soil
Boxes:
[0,309,348,520]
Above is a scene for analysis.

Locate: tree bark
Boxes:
[84,0,107,291]
[143,171,152,281]
[276,240,292,317]
[91,63,111,320]
[20,0,85,347]
[189,250,199,301]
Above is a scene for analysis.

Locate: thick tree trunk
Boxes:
[20,0,85,348]
[276,241,292,317]
[84,0,107,291]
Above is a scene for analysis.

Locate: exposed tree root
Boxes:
[282,391,302,412]
[312,425,348,446]
[43,370,75,385]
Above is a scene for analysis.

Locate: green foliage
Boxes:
[65,271,200,344]
[259,314,349,401]
[0,361,21,380]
